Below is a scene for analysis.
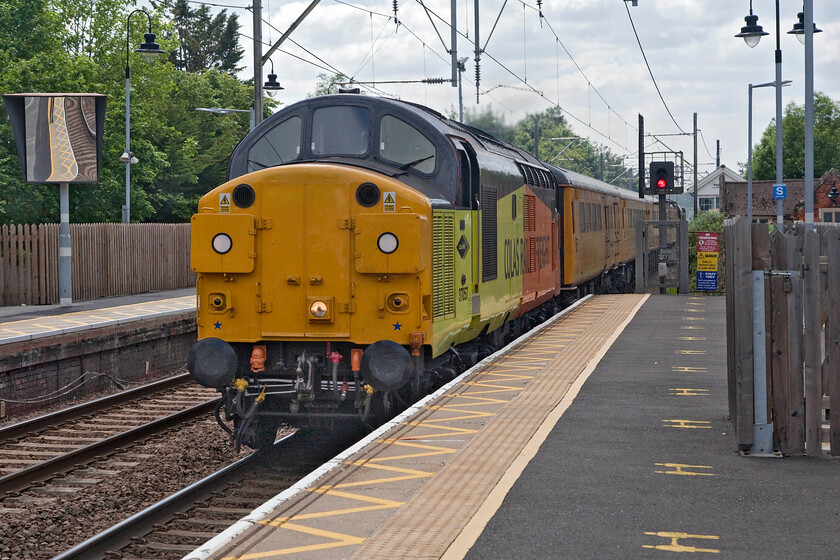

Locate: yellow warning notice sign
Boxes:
[696,252,718,272]
[383,191,396,212]
[219,193,231,213]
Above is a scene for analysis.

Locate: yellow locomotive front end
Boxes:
[189,163,432,448]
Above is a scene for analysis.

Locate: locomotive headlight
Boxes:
[212,233,232,254]
[377,232,399,254]
[310,300,328,318]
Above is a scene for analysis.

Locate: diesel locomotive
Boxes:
[187,93,676,449]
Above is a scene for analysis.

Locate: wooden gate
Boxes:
[725,217,840,456]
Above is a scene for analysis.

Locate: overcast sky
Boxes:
[179,0,840,179]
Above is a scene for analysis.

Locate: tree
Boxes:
[747,92,840,180]
[0,0,258,225]
[508,106,632,188]
[463,105,515,144]
[308,73,349,97]
[152,0,244,75]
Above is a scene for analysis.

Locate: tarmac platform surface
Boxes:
[184,293,840,560]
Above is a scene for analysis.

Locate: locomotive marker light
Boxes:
[377,232,399,254]
[212,233,233,254]
[310,300,328,318]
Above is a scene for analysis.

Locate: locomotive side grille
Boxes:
[525,194,536,232]
[529,237,537,273]
[433,212,455,319]
[481,186,498,282]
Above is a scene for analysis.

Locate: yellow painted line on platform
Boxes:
[441,295,649,560]
[672,366,707,373]
[683,317,705,321]
[221,523,366,559]
[654,463,714,476]
[0,297,196,342]
[676,350,706,355]
[679,336,707,341]
[669,388,710,396]
[228,316,544,559]
[662,419,712,429]
[642,531,720,553]
[680,326,705,330]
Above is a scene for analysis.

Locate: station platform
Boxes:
[185,293,840,560]
[0,288,195,345]
[0,289,197,415]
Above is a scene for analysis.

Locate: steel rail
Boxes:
[0,398,218,496]
[0,372,192,442]
[51,440,289,560]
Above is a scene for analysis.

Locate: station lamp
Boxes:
[787,11,822,44]
[263,59,284,99]
[735,1,768,47]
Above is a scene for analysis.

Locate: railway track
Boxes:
[0,373,219,496]
[54,427,367,560]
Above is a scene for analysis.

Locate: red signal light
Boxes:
[657,178,667,189]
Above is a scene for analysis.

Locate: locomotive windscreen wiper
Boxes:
[391,154,434,177]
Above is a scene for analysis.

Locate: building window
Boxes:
[821,209,840,223]
[699,196,719,212]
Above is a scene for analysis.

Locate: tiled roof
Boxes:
[721,169,840,219]
[721,178,804,217]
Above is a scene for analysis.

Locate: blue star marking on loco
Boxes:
[214,321,222,330]
[393,321,402,331]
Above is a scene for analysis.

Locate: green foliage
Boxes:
[746,92,840,180]
[462,105,515,143]
[464,105,633,189]
[152,0,244,74]
[688,210,723,233]
[308,73,349,97]
[0,0,254,225]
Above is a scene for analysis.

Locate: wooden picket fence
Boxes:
[0,223,195,305]
[725,217,840,456]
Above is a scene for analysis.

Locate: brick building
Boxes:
[720,168,840,224]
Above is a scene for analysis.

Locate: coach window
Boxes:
[312,106,370,156]
[379,115,436,174]
[246,116,302,172]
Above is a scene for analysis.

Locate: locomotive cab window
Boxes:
[312,106,371,156]
[246,116,302,172]
[379,115,436,174]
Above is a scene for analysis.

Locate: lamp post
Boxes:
[196,107,255,132]
[457,57,468,123]
[788,2,821,228]
[737,1,821,230]
[747,80,791,223]
[263,58,284,100]
[123,10,164,223]
[736,0,785,231]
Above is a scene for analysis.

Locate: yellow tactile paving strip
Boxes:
[0,296,195,344]
[208,294,646,560]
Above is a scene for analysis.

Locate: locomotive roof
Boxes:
[227,93,541,179]
[226,93,669,208]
